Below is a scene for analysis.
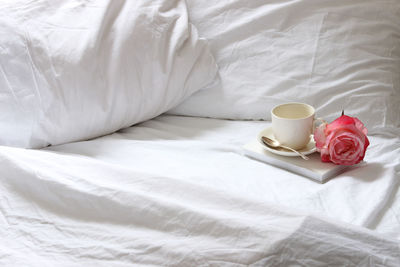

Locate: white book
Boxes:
[242,140,349,183]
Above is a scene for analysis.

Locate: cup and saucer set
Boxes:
[258,103,324,158]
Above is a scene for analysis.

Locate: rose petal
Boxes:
[314,123,327,150]
[353,117,368,135]
[320,148,331,162]
[326,115,356,133]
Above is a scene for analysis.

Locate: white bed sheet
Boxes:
[1,115,399,266]
[47,115,400,236]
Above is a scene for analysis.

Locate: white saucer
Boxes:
[257,127,317,157]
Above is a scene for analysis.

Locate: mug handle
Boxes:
[313,117,326,130]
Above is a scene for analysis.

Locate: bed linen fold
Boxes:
[1,115,399,265]
[0,144,399,266]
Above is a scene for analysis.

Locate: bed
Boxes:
[1,0,399,266]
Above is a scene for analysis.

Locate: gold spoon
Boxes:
[261,136,309,160]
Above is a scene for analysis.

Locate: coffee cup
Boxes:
[271,102,323,150]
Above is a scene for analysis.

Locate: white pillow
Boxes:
[0,0,217,148]
[171,0,400,132]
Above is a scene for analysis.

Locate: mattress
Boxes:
[1,115,399,266]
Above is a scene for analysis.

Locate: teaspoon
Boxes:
[261,136,309,160]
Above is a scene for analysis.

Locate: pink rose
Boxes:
[314,115,369,165]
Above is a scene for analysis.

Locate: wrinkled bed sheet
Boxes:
[1,115,399,266]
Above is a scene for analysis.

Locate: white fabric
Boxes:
[1,115,399,265]
[171,0,400,132]
[0,0,217,148]
[46,115,400,238]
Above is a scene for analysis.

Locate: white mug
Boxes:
[271,102,322,150]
